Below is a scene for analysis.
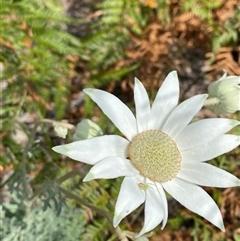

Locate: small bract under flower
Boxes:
[53,71,240,236]
[73,119,103,141]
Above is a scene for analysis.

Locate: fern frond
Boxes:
[90,64,139,87]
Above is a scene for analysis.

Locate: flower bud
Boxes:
[207,71,240,115]
[53,124,68,139]
[73,119,103,141]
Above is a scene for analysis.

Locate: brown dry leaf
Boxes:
[125,21,175,90]
[0,38,16,50]
[214,0,238,23]
[25,83,52,110]
[206,46,240,80]
[170,12,212,49]
[151,229,192,241]
[221,187,240,221]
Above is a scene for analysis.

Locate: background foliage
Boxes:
[1,0,239,240]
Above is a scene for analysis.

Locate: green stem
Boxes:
[21,121,40,199]
[115,227,129,241]
[30,168,82,200]
[59,187,129,241]
[41,118,75,130]
[59,187,113,226]
[56,168,83,183]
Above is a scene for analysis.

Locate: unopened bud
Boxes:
[73,119,103,141]
[53,124,68,138]
[207,71,240,115]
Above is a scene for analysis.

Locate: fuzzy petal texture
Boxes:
[181,134,240,162]
[84,88,137,141]
[176,119,240,150]
[162,94,208,139]
[177,161,240,187]
[137,181,168,237]
[162,178,225,231]
[134,78,151,132]
[149,71,179,130]
[114,175,145,227]
[83,157,139,181]
[52,135,129,165]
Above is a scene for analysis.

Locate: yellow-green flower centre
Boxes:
[128,130,182,183]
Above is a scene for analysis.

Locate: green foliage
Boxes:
[79,0,152,87]
[40,184,66,216]
[212,6,240,51]
[1,0,240,240]
[2,192,85,241]
[60,178,123,240]
[182,0,222,23]
[1,0,80,120]
[181,0,239,50]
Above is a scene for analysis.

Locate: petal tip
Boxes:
[220,224,225,232]
[171,70,177,75]
[216,218,225,232]
[231,119,240,127]
[167,70,178,81]
[83,172,94,182]
[202,93,209,99]
[83,88,92,95]
[52,145,68,155]
[134,77,141,83]
[113,213,122,228]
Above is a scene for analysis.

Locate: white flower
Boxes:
[53,71,240,236]
[207,71,240,115]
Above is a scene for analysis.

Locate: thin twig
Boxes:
[59,187,113,223]
[21,121,40,199]
[56,168,83,183]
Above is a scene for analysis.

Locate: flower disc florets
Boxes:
[128,130,182,183]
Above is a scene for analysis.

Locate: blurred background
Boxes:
[1,0,240,240]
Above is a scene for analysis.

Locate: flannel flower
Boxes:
[53,71,240,236]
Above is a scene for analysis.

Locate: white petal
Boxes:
[83,157,139,181]
[113,175,145,227]
[162,178,225,231]
[177,161,240,187]
[134,78,151,132]
[176,119,240,150]
[155,182,168,228]
[52,135,129,165]
[84,88,137,141]
[137,181,168,237]
[181,134,240,162]
[148,71,179,130]
[162,94,208,139]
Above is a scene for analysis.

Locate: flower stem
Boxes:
[56,168,83,183]
[59,187,113,224]
[59,187,129,240]
[115,226,129,241]
[21,121,40,198]
[41,118,75,130]
[203,97,221,107]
